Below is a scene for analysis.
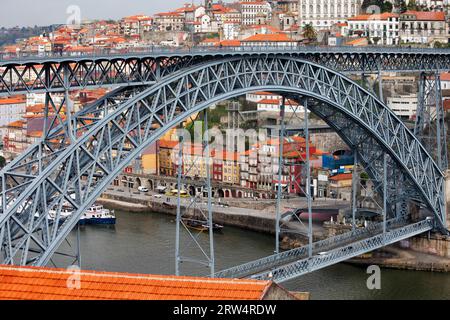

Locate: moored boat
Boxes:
[79,204,116,225]
[182,218,223,232]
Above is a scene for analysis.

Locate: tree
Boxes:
[302,23,317,42]
[0,156,6,169]
[372,36,381,45]
[361,0,393,13]
[406,0,419,11]
[396,0,408,13]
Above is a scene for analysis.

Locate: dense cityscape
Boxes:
[1,0,450,200]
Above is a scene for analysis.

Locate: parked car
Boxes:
[138,186,149,192]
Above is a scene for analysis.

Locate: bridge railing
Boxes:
[1,45,449,63]
[214,216,407,279]
[252,218,433,283]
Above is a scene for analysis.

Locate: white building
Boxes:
[404,0,449,8]
[399,10,447,45]
[441,72,450,90]
[387,93,418,120]
[348,13,400,45]
[298,0,363,30]
[246,91,281,103]
[0,96,26,130]
[257,98,306,113]
[240,0,272,25]
[223,21,241,40]
[154,11,185,32]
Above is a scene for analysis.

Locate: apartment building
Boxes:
[386,93,418,120]
[0,96,26,131]
[399,11,447,44]
[348,13,400,45]
[119,15,153,36]
[298,0,362,30]
[240,0,273,25]
[154,11,185,32]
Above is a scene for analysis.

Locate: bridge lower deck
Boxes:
[215,218,433,283]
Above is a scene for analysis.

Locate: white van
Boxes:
[138,186,149,192]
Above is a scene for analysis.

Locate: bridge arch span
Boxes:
[0,56,446,266]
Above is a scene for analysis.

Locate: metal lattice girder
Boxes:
[175,111,215,277]
[414,72,449,171]
[0,55,204,97]
[309,101,424,215]
[0,56,446,266]
[3,47,450,96]
[215,216,408,279]
[249,218,433,283]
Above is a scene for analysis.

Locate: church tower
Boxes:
[205,0,213,15]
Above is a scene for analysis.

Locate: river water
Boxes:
[62,210,450,300]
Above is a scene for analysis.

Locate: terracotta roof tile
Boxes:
[0,265,275,300]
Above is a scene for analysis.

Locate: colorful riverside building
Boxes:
[154,134,328,197]
[0,96,27,129]
[240,136,327,195]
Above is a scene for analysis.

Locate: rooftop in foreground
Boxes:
[0,265,300,300]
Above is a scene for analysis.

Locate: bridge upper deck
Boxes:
[1,46,449,96]
[1,45,450,66]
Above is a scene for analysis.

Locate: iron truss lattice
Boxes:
[245,218,434,283]
[215,216,410,279]
[2,47,450,96]
[0,56,446,267]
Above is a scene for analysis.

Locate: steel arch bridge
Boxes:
[0,54,446,277]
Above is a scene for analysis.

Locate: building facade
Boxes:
[298,0,362,30]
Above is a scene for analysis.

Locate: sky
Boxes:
[0,0,215,28]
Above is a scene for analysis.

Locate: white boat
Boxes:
[47,206,73,222]
[79,205,116,225]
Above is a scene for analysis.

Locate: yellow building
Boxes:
[222,151,240,185]
[141,128,179,174]
[158,140,179,176]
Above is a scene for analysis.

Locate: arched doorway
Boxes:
[121,176,128,188]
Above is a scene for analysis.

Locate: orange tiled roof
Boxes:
[158,140,179,149]
[402,10,445,21]
[0,96,26,105]
[243,33,294,43]
[0,265,275,300]
[345,38,368,46]
[6,120,24,128]
[258,98,280,104]
[216,40,241,47]
[348,13,398,21]
[441,72,450,81]
[330,173,353,181]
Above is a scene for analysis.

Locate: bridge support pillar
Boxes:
[415,71,448,171]
[305,98,313,258]
[275,99,286,254]
[383,153,388,243]
[275,97,314,254]
[352,151,358,231]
